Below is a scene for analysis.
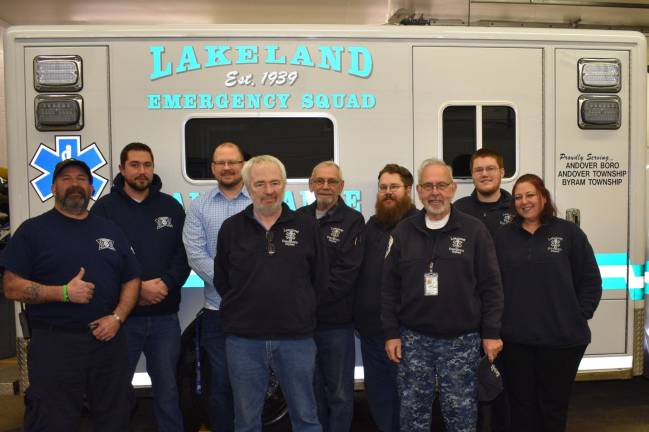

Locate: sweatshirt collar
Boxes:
[303,197,347,223]
[244,202,296,227]
[469,188,512,209]
[412,205,461,234]
[214,184,249,200]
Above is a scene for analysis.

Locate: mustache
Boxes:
[64,185,87,198]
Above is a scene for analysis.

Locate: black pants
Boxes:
[502,342,587,432]
[24,327,131,432]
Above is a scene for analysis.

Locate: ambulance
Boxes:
[3,24,646,428]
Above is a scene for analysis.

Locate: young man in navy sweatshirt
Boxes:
[92,142,190,432]
[454,149,513,432]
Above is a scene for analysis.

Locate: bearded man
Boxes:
[2,159,140,431]
[92,142,190,432]
[353,164,417,432]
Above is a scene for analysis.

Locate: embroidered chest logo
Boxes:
[327,227,344,244]
[449,236,467,255]
[500,212,515,225]
[97,238,116,252]
[547,236,564,253]
[282,228,300,247]
[155,216,174,230]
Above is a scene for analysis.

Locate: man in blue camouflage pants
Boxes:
[382,158,504,432]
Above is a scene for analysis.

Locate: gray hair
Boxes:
[310,160,343,181]
[417,158,453,184]
[242,155,287,185]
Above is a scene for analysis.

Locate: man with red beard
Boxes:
[353,164,417,432]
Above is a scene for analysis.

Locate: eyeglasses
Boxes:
[378,184,404,193]
[310,178,341,187]
[419,182,451,192]
[472,166,500,174]
[212,160,243,167]
[252,180,283,190]
[266,231,275,255]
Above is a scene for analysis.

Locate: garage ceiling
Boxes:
[0,0,391,25]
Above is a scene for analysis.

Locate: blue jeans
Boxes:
[314,327,355,432]
[359,335,399,432]
[226,335,322,432]
[201,309,235,432]
[398,329,480,432]
[124,313,183,432]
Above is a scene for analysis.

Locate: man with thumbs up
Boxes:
[1,159,141,432]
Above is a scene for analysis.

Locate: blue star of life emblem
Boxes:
[30,136,108,202]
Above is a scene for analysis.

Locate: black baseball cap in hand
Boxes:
[478,356,503,402]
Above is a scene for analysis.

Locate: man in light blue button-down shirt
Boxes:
[182,142,250,432]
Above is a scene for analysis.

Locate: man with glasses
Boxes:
[214,155,326,432]
[382,158,503,432]
[296,161,364,432]
[454,149,514,237]
[354,164,417,432]
[455,149,513,432]
[183,141,250,431]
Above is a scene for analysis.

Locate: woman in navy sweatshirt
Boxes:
[494,174,601,432]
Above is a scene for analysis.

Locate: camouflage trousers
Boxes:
[397,328,480,432]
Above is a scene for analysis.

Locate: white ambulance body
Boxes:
[3,25,647,386]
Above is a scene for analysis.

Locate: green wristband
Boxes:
[63,284,70,303]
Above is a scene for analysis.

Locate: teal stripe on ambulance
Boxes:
[594,253,644,300]
[584,253,643,300]
[595,253,628,266]
[177,252,647,295]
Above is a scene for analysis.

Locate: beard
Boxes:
[125,175,151,192]
[217,171,243,189]
[423,200,451,218]
[57,185,90,214]
[315,194,337,209]
[254,195,283,216]
[375,193,413,227]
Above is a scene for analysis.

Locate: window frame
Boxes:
[181,112,339,185]
[439,102,519,182]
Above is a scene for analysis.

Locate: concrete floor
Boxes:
[1,367,648,431]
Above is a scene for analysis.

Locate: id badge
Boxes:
[424,272,439,296]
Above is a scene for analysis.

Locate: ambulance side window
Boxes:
[184,117,335,181]
[442,105,516,179]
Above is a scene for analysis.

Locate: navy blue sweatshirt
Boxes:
[494,217,602,347]
[382,207,504,340]
[91,173,190,316]
[296,199,365,328]
[454,189,514,238]
[354,206,418,337]
[214,203,328,339]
